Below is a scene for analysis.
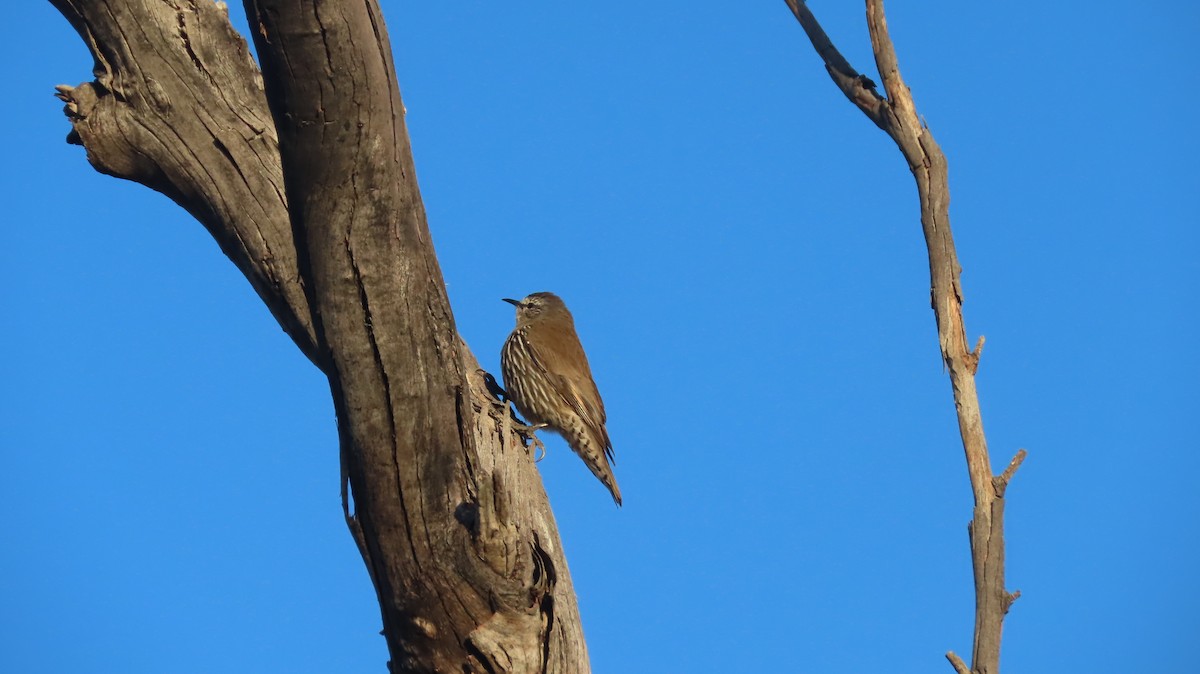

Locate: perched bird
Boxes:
[501,292,621,506]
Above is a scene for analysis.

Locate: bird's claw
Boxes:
[495,398,547,461]
[529,434,547,462]
[514,421,548,462]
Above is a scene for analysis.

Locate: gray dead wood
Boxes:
[783,2,1025,673]
[47,0,589,671]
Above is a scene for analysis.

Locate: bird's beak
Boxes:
[502,298,520,307]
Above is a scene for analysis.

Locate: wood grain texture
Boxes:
[51,0,319,364]
[785,2,1024,672]
[48,0,589,671]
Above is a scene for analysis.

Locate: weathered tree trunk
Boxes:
[783,2,1025,673]
[47,1,589,671]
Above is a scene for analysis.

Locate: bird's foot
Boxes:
[513,421,548,462]
[497,399,548,461]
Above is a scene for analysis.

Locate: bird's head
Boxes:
[503,292,570,327]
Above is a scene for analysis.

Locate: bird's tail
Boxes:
[566,425,622,507]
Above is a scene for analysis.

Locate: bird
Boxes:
[501,292,622,506]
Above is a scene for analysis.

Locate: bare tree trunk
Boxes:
[46,1,589,671]
[783,2,1025,673]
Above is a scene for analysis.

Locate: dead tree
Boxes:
[48,0,588,671]
[783,2,1025,673]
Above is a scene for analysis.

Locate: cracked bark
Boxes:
[783,2,1024,673]
[47,0,589,671]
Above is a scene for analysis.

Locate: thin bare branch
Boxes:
[946,651,971,674]
[782,0,888,129]
[784,2,1022,672]
[865,0,916,127]
[967,336,986,375]
[995,449,1028,495]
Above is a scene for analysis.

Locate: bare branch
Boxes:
[995,449,1028,496]
[865,0,916,127]
[782,0,888,129]
[946,651,971,674]
[966,336,986,375]
[48,0,321,367]
[784,2,1022,672]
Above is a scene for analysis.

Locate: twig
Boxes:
[946,651,971,674]
[994,449,1027,496]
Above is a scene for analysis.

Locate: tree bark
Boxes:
[783,2,1025,673]
[47,1,589,671]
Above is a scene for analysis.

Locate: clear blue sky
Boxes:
[4,2,1197,672]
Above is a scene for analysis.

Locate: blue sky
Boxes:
[4,1,1197,672]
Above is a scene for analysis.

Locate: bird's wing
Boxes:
[525,324,614,462]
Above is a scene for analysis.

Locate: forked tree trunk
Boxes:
[47,1,588,671]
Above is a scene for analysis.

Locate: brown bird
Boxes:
[501,292,621,506]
